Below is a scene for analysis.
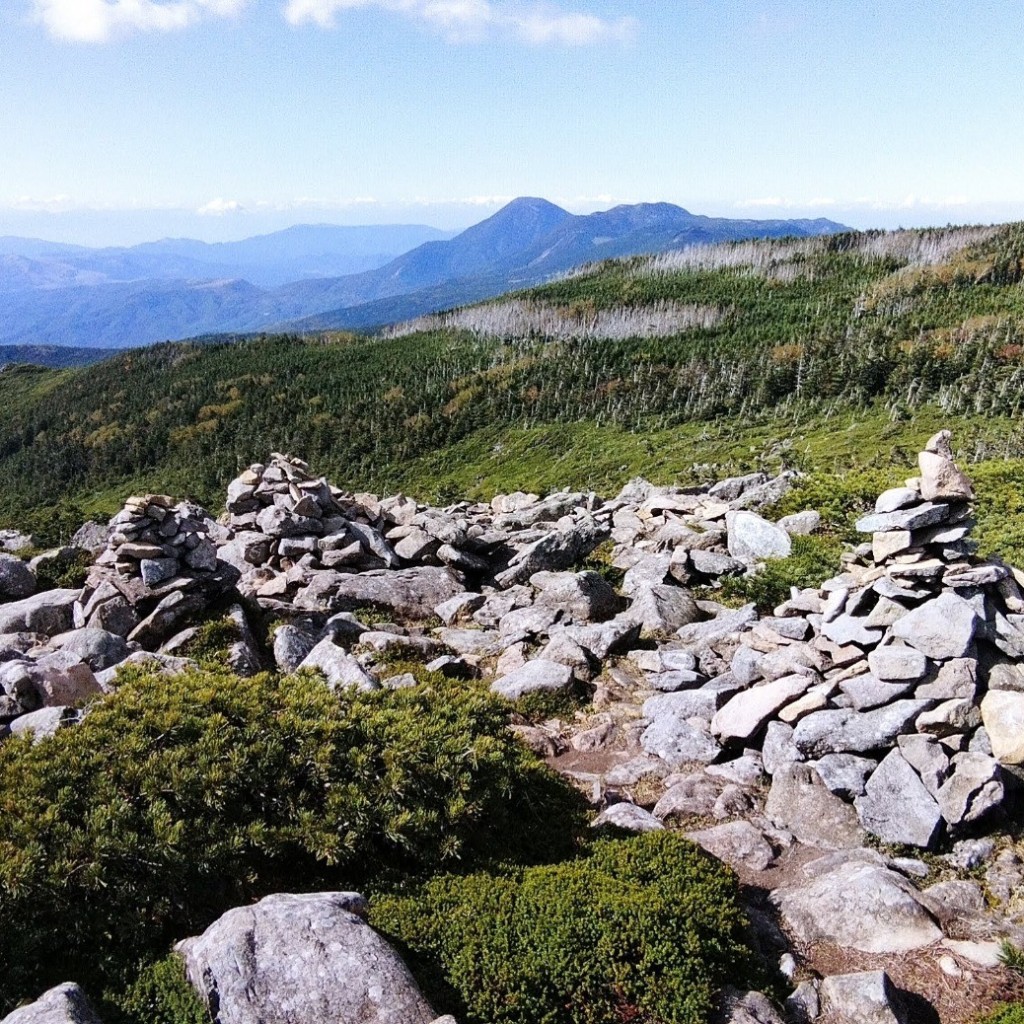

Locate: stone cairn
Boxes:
[73,494,234,646]
[701,430,1023,849]
[221,453,397,576]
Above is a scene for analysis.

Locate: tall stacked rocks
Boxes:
[709,431,1022,849]
[73,495,237,646]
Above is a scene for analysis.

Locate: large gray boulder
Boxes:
[772,854,941,953]
[273,624,319,673]
[936,752,1004,828]
[0,555,36,601]
[495,516,609,587]
[712,674,812,745]
[0,590,79,637]
[176,892,437,1024]
[330,567,464,621]
[533,570,620,623]
[624,585,700,634]
[792,701,931,758]
[686,821,775,872]
[890,591,979,660]
[9,706,84,742]
[490,660,573,699]
[298,638,379,691]
[643,716,722,766]
[725,511,791,561]
[0,983,102,1024]
[765,764,865,850]
[48,629,130,671]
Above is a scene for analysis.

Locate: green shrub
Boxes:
[977,1005,1024,1024]
[0,665,587,1013]
[372,832,767,1024]
[105,955,209,1024]
[713,534,845,612]
[30,548,93,592]
[176,615,240,667]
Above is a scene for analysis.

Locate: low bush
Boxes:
[713,534,845,612]
[372,831,767,1024]
[0,665,587,1013]
[105,955,209,1024]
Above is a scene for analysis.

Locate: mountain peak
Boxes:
[450,197,571,261]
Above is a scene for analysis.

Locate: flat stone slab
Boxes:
[855,502,952,534]
[839,673,914,711]
[854,749,942,848]
[868,645,928,682]
[890,591,979,660]
[711,673,813,744]
[793,700,932,757]
[822,613,884,648]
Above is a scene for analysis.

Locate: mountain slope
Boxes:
[272,199,848,325]
[3,221,1024,541]
[0,200,849,347]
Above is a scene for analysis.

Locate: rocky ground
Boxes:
[2,431,1024,1024]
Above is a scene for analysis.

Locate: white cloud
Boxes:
[283,0,635,45]
[8,193,76,212]
[197,197,245,215]
[31,0,248,43]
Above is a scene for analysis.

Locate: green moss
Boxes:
[508,682,589,725]
[574,539,625,590]
[372,832,770,1024]
[977,1005,1024,1024]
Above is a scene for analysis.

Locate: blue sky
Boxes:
[2,0,1024,245]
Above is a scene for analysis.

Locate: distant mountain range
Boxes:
[0,199,848,350]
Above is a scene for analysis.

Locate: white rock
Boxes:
[0,983,102,1024]
[981,689,1024,764]
[712,674,812,744]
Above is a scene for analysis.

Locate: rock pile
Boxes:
[72,495,236,647]
[677,429,1020,849]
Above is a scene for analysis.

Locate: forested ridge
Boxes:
[6,222,1024,540]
